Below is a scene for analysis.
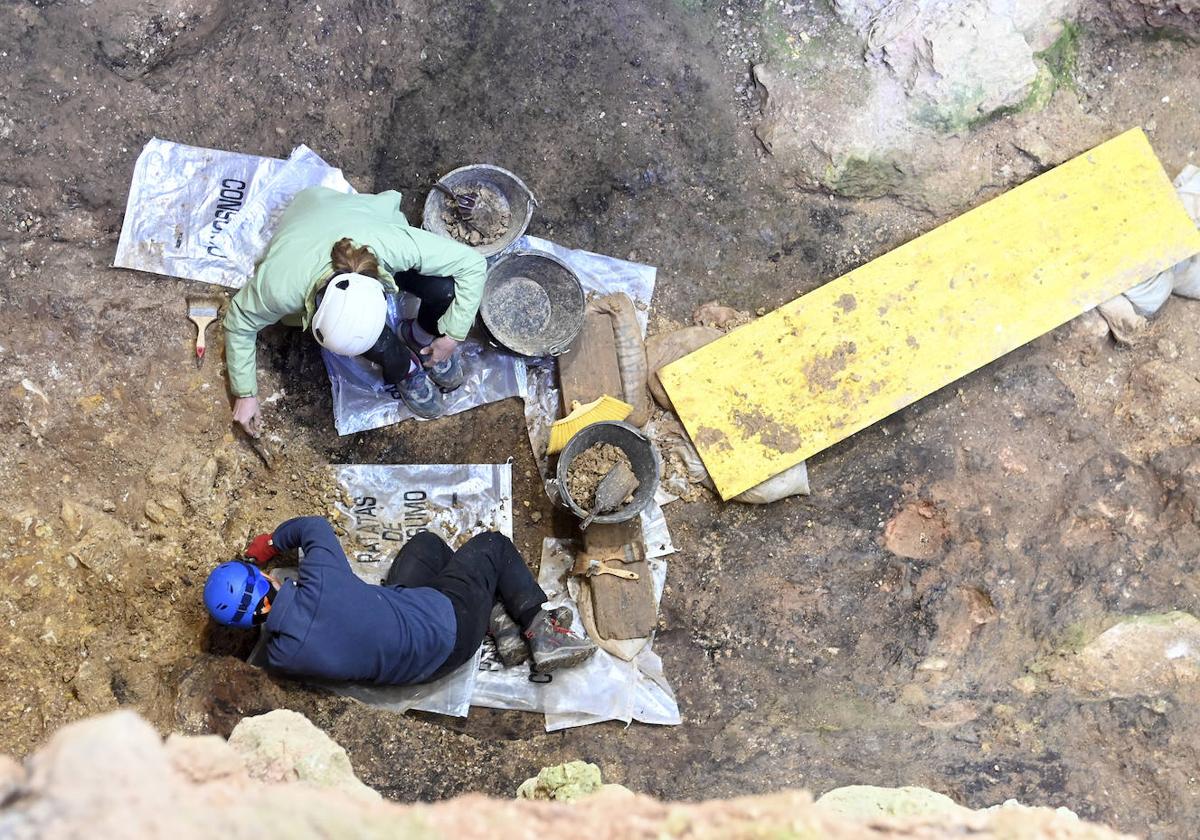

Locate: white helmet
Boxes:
[311,273,387,356]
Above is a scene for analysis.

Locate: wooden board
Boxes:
[558,311,623,414]
[581,519,643,565]
[588,559,657,641]
[660,129,1200,499]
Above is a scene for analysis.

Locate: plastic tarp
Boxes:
[470,538,680,730]
[114,138,352,288]
[322,293,526,435]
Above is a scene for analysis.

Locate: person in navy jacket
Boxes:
[203,516,596,682]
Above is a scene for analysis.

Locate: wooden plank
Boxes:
[588,559,657,640]
[661,129,1200,499]
[557,312,623,414]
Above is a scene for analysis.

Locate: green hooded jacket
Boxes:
[223,188,487,398]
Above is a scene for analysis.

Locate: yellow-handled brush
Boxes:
[547,395,633,454]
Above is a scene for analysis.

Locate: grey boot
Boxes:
[489,603,529,668]
[523,608,597,674]
[392,363,445,419]
[400,319,464,392]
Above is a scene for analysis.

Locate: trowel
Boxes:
[580,461,639,530]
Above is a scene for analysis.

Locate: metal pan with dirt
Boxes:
[480,251,585,357]
[421,163,535,258]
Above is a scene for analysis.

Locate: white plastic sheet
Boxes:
[323,293,527,435]
[213,144,355,277]
[114,138,351,288]
[469,538,681,730]
[326,462,514,716]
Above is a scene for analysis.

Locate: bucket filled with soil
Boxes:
[422,164,535,257]
[481,252,585,356]
[556,421,660,525]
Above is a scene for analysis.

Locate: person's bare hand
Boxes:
[232,396,262,437]
[420,335,459,366]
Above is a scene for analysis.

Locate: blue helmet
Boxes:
[203,561,272,628]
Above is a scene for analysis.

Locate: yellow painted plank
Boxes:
[661,129,1200,500]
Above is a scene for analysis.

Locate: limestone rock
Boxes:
[753,1,1096,211]
[516,760,606,802]
[0,710,1134,839]
[165,734,247,784]
[817,784,973,819]
[227,709,380,802]
[181,457,220,509]
[1048,612,1200,698]
[59,499,86,539]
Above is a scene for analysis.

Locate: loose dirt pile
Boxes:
[565,443,637,511]
[440,184,511,246]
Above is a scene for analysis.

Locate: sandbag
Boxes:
[1169,165,1200,299]
[645,326,723,410]
[733,461,811,504]
[589,294,652,427]
[1122,271,1175,317]
[1097,295,1147,346]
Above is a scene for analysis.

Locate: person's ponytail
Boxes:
[330,238,380,278]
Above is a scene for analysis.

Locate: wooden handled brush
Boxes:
[187,296,221,368]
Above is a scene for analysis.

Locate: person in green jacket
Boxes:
[223,188,488,432]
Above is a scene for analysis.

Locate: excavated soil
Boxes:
[439,184,512,247]
[2,2,1200,838]
[565,444,637,511]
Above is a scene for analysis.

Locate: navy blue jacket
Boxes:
[263,517,456,685]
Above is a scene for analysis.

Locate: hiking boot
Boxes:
[489,604,529,668]
[524,608,597,674]
[390,363,445,419]
[400,319,465,392]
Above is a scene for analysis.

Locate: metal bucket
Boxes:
[556,421,661,525]
[421,164,535,258]
[481,252,584,356]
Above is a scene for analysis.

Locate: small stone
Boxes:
[144,500,166,524]
[530,511,543,523]
[102,500,117,512]
[1011,675,1037,695]
[60,500,86,538]
[898,683,928,707]
[158,494,184,516]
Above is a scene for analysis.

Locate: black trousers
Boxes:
[357,270,455,390]
[393,269,455,338]
[384,531,547,680]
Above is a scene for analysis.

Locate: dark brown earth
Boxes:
[2,2,1200,838]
